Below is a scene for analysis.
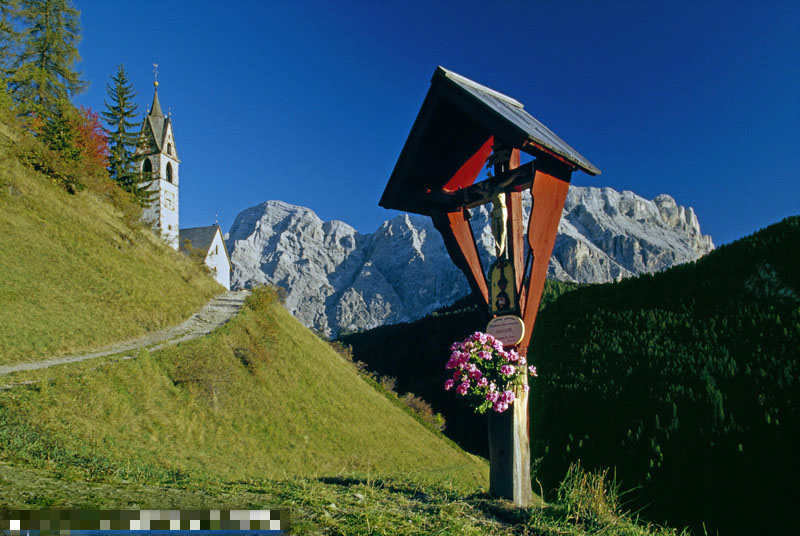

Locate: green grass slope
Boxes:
[0,287,488,492]
[0,119,221,365]
[0,289,683,535]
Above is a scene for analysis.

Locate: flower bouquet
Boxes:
[444,331,537,414]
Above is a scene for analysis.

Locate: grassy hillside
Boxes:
[0,116,221,365]
[0,287,685,535]
[0,286,488,490]
[343,217,799,536]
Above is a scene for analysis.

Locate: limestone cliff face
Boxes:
[227,187,714,336]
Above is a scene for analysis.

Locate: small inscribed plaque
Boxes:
[486,315,525,347]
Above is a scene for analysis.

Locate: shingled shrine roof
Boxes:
[380,66,600,215]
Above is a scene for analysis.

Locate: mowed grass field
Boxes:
[0,121,221,366]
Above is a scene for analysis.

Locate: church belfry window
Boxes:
[166,163,173,183]
[168,143,172,155]
[142,158,152,174]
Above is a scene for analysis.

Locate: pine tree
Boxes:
[8,0,87,118]
[101,64,141,194]
[0,0,20,80]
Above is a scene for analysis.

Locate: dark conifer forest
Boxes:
[342,216,800,536]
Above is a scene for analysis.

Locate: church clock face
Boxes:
[164,192,175,210]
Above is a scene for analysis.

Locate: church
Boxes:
[136,80,232,290]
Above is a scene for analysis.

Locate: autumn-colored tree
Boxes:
[74,106,108,171]
[31,102,107,180]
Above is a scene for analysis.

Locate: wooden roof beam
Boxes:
[425,161,534,211]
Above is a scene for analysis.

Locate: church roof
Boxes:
[179,225,231,267]
[148,89,166,150]
[138,85,179,160]
[150,87,164,119]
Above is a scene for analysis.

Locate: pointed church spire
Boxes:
[150,87,164,118]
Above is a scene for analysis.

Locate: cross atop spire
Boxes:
[149,63,163,119]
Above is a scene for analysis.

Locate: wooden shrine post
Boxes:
[380,67,600,507]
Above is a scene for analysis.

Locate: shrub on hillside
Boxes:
[244,285,281,312]
[401,393,446,432]
[13,132,84,193]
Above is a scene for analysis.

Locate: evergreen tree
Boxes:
[101,64,141,193]
[8,0,87,118]
[0,0,20,80]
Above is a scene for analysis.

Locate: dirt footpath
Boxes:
[0,290,250,377]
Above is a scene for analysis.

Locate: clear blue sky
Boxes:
[73,0,799,246]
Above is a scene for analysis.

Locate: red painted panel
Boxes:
[441,136,494,192]
[519,164,572,352]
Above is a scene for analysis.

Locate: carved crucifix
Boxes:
[380,67,599,506]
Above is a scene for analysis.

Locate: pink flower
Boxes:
[494,401,509,413]
[477,377,488,388]
[456,381,470,395]
[489,382,497,392]
[501,390,515,403]
[528,366,537,377]
[485,390,499,403]
[518,356,527,366]
[444,379,455,391]
[470,331,489,344]
[469,368,483,380]
[500,364,516,376]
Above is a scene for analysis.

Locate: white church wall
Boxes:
[159,152,179,187]
[205,230,231,290]
[139,154,179,250]
[140,170,160,230]
[160,180,179,249]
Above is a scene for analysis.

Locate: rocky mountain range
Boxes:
[227,187,714,337]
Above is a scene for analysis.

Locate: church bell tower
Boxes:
[137,72,180,249]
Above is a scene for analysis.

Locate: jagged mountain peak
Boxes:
[227,186,714,336]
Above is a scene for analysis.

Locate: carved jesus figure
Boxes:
[490,192,508,257]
